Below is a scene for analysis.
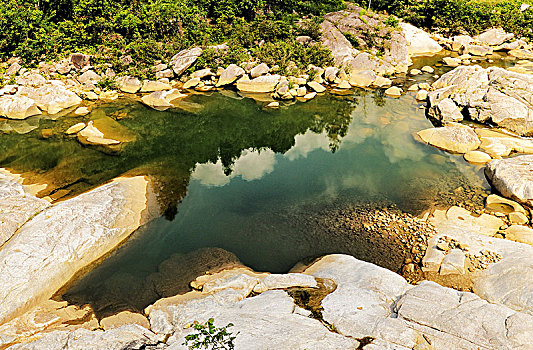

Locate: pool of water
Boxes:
[0,54,502,316]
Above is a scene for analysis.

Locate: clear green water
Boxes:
[0,55,500,316]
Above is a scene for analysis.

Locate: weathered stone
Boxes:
[253,273,317,293]
[216,64,245,87]
[141,89,186,109]
[307,81,326,93]
[442,56,461,67]
[348,70,376,87]
[0,176,158,324]
[16,85,82,115]
[417,124,481,153]
[439,249,466,275]
[384,86,402,97]
[401,22,442,56]
[371,76,391,88]
[415,89,428,101]
[74,107,90,116]
[70,53,90,69]
[477,28,514,46]
[100,311,150,330]
[485,155,533,207]
[156,69,174,80]
[504,225,533,245]
[486,194,527,216]
[236,75,280,93]
[6,62,21,76]
[170,47,203,76]
[421,65,434,73]
[16,73,46,87]
[140,80,171,92]
[115,76,142,94]
[77,70,101,84]
[463,44,493,56]
[8,324,161,349]
[509,212,529,225]
[509,49,533,59]
[336,80,351,89]
[0,95,41,119]
[250,63,269,78]
[429,98,463,123]
[0,171,50,247]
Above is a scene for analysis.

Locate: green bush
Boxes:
[364,0,533,39]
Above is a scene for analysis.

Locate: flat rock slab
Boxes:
[417,124,480,153]
[0,176,158,324]
[0,171,50,246]
[485,155,533,207]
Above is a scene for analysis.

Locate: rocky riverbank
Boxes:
[2,4,533,349]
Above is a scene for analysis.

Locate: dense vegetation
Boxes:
[0,0,343,76]
[1,0,533,77]
[365,0,533,38]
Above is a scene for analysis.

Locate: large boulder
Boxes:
[216,64,245,87]
[400,22,443,56]
[77,70,102,84]
[428,66,533,136]
[115,76,142,94]
[485,155,533,207]
[69,53,90,69]
[170,47,203,76]
[141,89,186,109]
[429,98,464,123]
[236,75,280,93]
[16,85,82,115]
[417,124,481,153]
[320,5,408,71]
[0,176,159,324]
[477,28,514,46]
[0,95,41,119]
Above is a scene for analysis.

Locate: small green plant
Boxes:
[183,318,238,350]
[384,15,399,28]
[343,32,360,48]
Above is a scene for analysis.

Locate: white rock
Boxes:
[384,86,402,97]
[170,47,203,76]
[116,76,142,94]
[0,95,41,119]
[65,122,86,135]
[439,249,466,275]
[16,85,82,115]
[74,107,90,116]
[236,75,280,93]
[417,124,480,153]
[307,81,326,93]
[216,64,245,87]
[140,80,171,92]
[0,176,158,324]
[400,23,443,56]
[250,63,269,78]
[253,273,317,293]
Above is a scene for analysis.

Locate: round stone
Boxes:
[464,150,492,164]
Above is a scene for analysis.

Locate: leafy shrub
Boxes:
[183,318,238,350]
